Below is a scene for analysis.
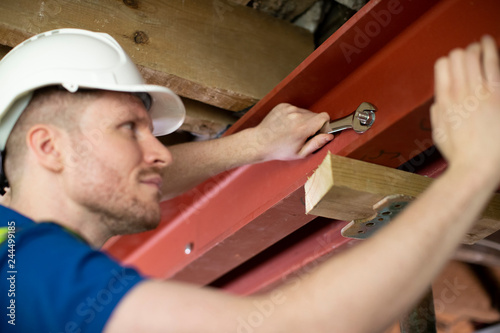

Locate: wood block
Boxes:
[0,0,313,111]
[305,153,500,244]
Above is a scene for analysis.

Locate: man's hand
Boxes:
[252,103,334,161]
[432,35,500,173]
[162,104,333,199]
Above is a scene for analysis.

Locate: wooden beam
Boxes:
[0,0,313,111]
[179,98,238,140]
[305,153,500,244]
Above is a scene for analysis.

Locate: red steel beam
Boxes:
[209,217,360,296]
[209,155,448,295]
[104,0,500,286]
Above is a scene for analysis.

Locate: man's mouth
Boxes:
[140,175,163,190]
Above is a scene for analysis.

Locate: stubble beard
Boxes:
[93,193,161,235]
[73,160,162,237]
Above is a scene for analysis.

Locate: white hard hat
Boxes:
[0,28,185,151]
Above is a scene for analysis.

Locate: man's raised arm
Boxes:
[106,36,500,333]
[160,104,333,200]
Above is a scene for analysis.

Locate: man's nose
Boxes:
[142,134,173,168]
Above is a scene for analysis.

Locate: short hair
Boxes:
[4,86,103,187]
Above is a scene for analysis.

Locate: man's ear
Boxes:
[26,124,64,173]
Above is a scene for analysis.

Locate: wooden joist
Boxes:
[305,153,500,244]
[179,98,238,140]
[0,0,313,111]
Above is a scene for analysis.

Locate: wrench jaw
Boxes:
[353,110,376,133]
[352,102,377,134]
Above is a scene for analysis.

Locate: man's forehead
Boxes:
[85,91,153,127]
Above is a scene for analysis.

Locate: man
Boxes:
[0,28,499,332]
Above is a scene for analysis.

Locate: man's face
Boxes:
[63,91,172,235]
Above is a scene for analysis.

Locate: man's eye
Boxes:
[123,122,136,131]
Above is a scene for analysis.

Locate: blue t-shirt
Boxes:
[0,205,145,332]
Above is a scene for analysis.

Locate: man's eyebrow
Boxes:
[126,112,154,132]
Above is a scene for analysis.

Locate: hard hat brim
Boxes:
[0,29,187,150]
[85,83,186,137]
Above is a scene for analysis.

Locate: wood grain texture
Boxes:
[179,97,238,139]
[0,0,313,111]
[305,153,500,244]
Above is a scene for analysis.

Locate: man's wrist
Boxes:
[232,127,269,164]
[445,159,500,194]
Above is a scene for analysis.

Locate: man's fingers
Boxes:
[314,112,331,131]
[434,57,451,105]
[298,133,334,157]
[464,43,482,91]
[481,35,500,85]
[318,119,331,134]
[449,49,468,97]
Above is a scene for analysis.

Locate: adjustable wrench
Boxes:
[325,102,377,134]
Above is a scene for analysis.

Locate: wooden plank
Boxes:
[305,153,500,244]
[305,153,432,221]
[179,98,238,140]
[0,0,313,111]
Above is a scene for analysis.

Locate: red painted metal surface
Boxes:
[104,0,500,289]
[210,156,448,295]
[209,217,360,295]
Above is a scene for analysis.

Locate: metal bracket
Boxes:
[340,193,437,333]
[341,194,415,239]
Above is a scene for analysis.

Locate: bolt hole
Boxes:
[382,211,391,216]
[184,242,194,255]
[357,230,364,234]
[378,217,384,222]
[394,204,402,208]
[366,222,375,227]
